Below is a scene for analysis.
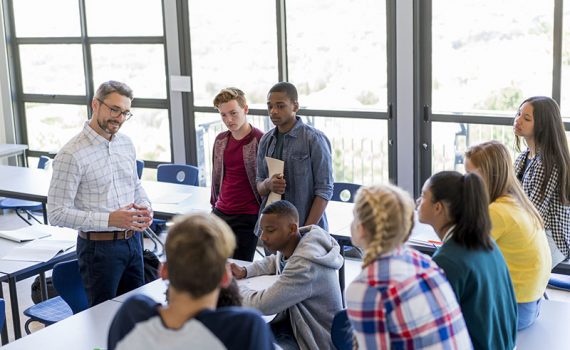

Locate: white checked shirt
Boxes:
[48,121,151,231]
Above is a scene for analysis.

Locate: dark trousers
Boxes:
[76,232,144,306]
[213,208,258,262]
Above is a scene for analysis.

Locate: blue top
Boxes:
[107,294,275,350]
[433,239,517,350]
[256,117,334,232]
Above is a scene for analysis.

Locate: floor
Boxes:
[0,210,569,344]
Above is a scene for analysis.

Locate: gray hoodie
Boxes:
[240,225,343,350]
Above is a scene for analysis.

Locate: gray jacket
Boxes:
[241,225,343,350]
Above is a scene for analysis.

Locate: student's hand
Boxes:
[109,204,153,231]
[267,173,286,194]
[230,263,247,279]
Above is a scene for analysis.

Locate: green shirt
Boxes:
[433,239,517,350]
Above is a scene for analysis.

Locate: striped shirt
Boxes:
[48,121,150,231]
[346,246,472,350]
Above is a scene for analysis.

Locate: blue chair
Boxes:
[331,182,362,305]
[151,164,199,235]
[22,260,87,333]
[157,164,199,186]
[548,274,570,292]
[136,159,144,179]
[331,309,353,350]
[0,156,52,225]
[0,299,5,332]
[332,182,361,203]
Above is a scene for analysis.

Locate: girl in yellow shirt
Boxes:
[465,140,551,330]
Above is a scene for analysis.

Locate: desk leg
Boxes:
[339,243,346,308]
[9,278,21,339]
[42,203,48,224]
[39,272,48,301]
[0,285,7,344]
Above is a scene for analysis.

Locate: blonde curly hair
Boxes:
[353,184,415,267]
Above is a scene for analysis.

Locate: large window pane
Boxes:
[20,45,85,95]
[91,44,167,99]
[287,0,387,111]
[432,0,553,114]
[13,0,80,37]
[25,103,87,152]
[119,108,171,162]
[312,117,388,185]
[560,3,570,117]
[85,0,163,36]
[431,122,516,174]
[195,112,269,186]
[188,0,277,107]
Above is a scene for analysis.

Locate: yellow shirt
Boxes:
[489,195,551,302]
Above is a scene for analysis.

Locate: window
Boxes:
[421,0,563,190]
[287,0,387,111]
[5,0,170,166]
[432,0,554,115]
[188,0,278,107]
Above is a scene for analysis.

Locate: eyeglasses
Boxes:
[97,98,133,120]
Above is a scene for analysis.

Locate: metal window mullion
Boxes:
[414,0,432,196]
[276,0,288,82]
[177,0,197,166]
[78,0,93,112]
[552,0,563,104]
[387,0,398,184]
[3,0,27,147]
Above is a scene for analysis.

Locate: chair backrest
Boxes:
[157,164,199,186]
[331,309,353,350]
[38,155,52,170]
[52,260,88,314]
[331,182,361,203]
[136,159,145,179]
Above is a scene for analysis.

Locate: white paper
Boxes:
[237,274,278,291]
[1,239,75,262]
[265,156,285,207]
[0,226,51,243]
[153,193,191,204]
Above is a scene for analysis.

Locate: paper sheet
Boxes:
[1,239,75,262]
[237,274,278,291]
[0,226,51,242]
[265,156,285,207]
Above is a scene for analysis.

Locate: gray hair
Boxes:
[94,80,134,101]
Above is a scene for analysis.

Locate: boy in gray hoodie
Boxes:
[231,200,343,350]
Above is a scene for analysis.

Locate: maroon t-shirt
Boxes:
[215,133,259,215]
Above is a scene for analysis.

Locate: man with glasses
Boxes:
[48,80,153,306]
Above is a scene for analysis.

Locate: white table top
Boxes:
[0,144,27,158]
[2,299,121,350]
[516,300,570,350]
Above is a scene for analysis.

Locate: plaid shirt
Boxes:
[515,149,570,258]
[346,246,472,350]
[48,121,151,231]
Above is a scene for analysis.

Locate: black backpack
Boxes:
[143,249,161,283]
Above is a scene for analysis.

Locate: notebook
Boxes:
[0,225,52,243]
[1,239,75,262]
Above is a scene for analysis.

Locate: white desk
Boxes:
[1,299,120,350]
[112,259,277,323]
[516,300,570,350]
[0,226,77,341]
[0,145,27,167]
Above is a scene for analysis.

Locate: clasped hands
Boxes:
[109,203,153,231]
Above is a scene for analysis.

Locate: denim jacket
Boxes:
[256,117,334,234]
